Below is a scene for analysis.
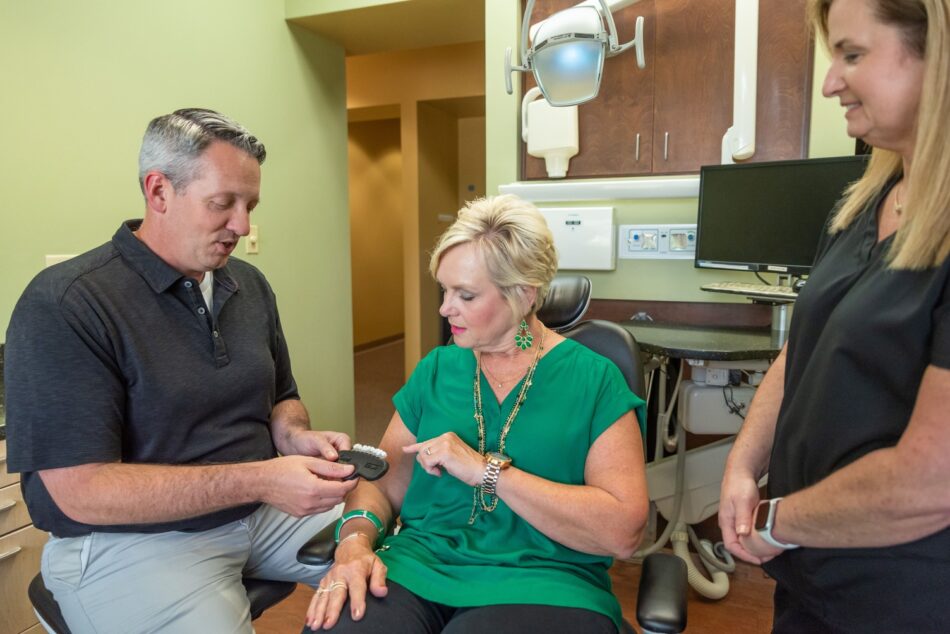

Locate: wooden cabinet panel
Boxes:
[652,0,734,173]
[520,0,811,179]
[0,526,46,634]
[751,0,813,162]
[577,0,656,177]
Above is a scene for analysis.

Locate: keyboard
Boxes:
[701,281,798,300]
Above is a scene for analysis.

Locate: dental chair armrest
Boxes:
[636,552,688,634]
[296,524,337,566]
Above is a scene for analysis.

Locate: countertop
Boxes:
[621,321,786,361]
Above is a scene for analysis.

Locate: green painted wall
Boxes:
[484,2,854,302]
[0,0,355,435]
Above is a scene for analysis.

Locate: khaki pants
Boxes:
[41,503,341,634]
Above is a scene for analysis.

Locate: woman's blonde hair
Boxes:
[809,0,950,269]
[429,195,559,319]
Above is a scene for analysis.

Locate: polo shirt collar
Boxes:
[112,220,239,294]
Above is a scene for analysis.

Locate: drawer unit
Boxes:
[0,526,46,634]
[1,440,18,489]
[0,438,47,634]
[0,484,30,536]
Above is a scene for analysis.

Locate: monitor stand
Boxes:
[771,303,790,346]
[769,274,793,347]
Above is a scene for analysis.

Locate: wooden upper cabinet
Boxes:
[653,0,734,173]
[521,0,812,180]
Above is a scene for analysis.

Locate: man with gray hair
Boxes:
[4,108,357,632]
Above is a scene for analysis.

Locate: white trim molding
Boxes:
[498,175,700,202]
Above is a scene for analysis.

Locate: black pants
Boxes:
[303,580,618,634]
[772,584,839,634]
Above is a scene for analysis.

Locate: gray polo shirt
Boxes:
[4,220,299,537]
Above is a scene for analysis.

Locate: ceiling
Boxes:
[288,0,486,57]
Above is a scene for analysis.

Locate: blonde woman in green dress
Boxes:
[305,194,648,634]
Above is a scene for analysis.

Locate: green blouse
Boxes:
[380,339,645,631]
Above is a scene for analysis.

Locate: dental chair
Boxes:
[297,275,688,634]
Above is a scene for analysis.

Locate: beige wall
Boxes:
[1,0,356,435]
[417,102,462,353]
[347,42,484,373]
[457,116,487,208]
[349,119,405,347]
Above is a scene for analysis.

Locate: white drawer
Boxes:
[0,440,18,489]
[0,484,30,537]
[0,525,46,634]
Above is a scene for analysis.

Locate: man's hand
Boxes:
[269,399,353,460]
[285,429,352,460]
[258,455,358,517]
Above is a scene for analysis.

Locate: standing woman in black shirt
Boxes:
[718,0,950,631]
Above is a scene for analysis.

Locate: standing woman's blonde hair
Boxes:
[810,0,950,269]
[429,195,559,320]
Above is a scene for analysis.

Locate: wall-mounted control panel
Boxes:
[539,207,615,270]
[618,223,697,260]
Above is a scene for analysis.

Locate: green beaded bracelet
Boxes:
[335,509,385,545]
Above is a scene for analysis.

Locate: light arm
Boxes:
[770,364,950,548]
[496,411,649,558]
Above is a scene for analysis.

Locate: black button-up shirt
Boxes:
[5,221,299,536]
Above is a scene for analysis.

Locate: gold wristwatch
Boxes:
[481,452,512,496]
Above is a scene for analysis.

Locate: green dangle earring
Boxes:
[514,319,534,350]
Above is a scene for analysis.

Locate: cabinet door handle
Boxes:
[0,546,22,563]
[663,132,670,161]
[635,133,641,161]
[0,498,16,512]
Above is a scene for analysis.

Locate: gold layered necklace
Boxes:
[468,328,545,524]
[480,362,526,388]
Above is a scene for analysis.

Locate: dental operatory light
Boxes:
[506,0,646,107]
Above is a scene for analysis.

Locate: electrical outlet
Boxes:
[619,224,696,259]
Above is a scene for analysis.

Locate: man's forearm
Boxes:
[39,461,267,525]
[270,398,311,455]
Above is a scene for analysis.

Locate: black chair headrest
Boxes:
[537,275,592,332]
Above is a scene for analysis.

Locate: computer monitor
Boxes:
[694,155,869,275]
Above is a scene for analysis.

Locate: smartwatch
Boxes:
[754,497,799,550]
[481,452,512,496]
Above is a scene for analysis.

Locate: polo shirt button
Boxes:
[198,307,206,315]
[213,330,219,338]
[184,281,193,288]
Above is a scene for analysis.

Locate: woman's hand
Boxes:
[719,466,772,565]
[403,432,485,487]
[305,534,389,630]
[737,524,785,562]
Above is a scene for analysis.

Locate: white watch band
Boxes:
[756,498,800,550]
